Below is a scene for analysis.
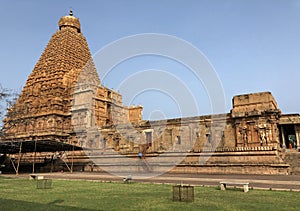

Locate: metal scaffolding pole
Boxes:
[16,141,22,175]
[61,152,71,172]
[9,157,17,174]
[71,144,74,173]
[32,139,37,173]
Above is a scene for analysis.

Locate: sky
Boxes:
[0,0,300,120]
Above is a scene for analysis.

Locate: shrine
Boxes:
[1,11,299,175]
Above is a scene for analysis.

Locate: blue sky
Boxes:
[0,0,300,119]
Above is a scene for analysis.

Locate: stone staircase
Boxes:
[283,150,300,175]
[2,147,293,175]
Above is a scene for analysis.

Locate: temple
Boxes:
[1,11,299,175]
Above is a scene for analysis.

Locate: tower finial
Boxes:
[58,8,81,33]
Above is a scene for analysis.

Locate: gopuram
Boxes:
[1,11,300,175]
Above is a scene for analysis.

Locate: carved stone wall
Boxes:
[231,92,281,148]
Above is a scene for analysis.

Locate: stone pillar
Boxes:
[189,124,193,147]
[281,126,286,148]
[249,123,256,144]
[271,123,277,144]
[294,125,300,149]
[235,123,241,147]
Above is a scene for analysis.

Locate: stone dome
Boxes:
[58,10,81,33]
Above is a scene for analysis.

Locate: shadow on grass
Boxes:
[0,198,99,211]
[47,199,65,205]
[0,175,13,179]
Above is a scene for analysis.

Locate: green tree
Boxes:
[0,84,18,133]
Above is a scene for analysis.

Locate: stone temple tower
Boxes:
[2,10,99,146]
[2,11,142,150]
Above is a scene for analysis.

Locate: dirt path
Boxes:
[4,171,300,191]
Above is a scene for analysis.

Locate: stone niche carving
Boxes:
[230,92,281,148]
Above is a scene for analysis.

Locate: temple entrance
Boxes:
[145,132,152,146]
[280,124,297,149]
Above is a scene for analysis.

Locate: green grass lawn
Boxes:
[0,176,299,211]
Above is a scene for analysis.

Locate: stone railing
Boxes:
[193,145,276,153]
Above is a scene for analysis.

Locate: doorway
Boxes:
[280,124,297,149]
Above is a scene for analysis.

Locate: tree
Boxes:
[0,84,19,134]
